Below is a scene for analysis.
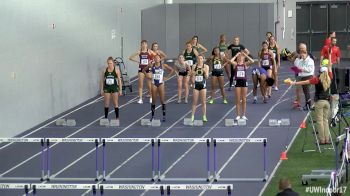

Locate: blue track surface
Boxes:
[0,62,308,196]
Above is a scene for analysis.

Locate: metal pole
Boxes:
[95,139,99,181]
[152,139,155,181]
[102,139,106,180]
[214,139,217,180]
[41,138,45,181]
[158,139,161,181]
[263,139,267,181]
[46,139,51,180]
[207,139,210,181]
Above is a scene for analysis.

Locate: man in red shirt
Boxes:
[324,32,336,47]
[320,37,341,67]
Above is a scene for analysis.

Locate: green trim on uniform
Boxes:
[103,67,119,93]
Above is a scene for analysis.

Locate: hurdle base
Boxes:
[0,177,45,181]
[158,176,213,182]
[214,176,268,182]
[46,176,102,182]
[104,177,157,182]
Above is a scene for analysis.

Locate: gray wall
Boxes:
[0,0,163,137]
[142,3,274,59]
[173,0,297,53]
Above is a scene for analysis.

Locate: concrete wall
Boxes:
[173,0,297,52]
[0,0,163,137]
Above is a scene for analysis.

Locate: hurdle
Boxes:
[0,183,30,196]
[0,138,46,181]
[45,138,101,181]
[101,138,157,181]
[31,183,96,196]
[213,138,268,182]
[156,138,212,182]
[27,183,233,195]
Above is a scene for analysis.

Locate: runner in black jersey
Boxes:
[268,36,280,91]
[191,35,208,55]
[191,55,210,122]
[218,34,231,81]
[174,54,191,103]
[100,57,123,121]
[208,47,229,104]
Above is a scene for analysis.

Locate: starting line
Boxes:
[0,183,233,196]
[0,137,269,183]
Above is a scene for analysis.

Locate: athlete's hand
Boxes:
[119,91,123,96]
[100,90,104,96]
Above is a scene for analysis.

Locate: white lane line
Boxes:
[2,75,175,177]
[80,83,231,196]
[0,77,139,151]
[0,96,139,177]
[198,86,293,196]
[138,90,253,196]
[258,113,310,196]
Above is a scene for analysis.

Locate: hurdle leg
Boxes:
[166,185,170,196]
[213,139,218,181]
[95,139,99,181]
[102,139,106,181]
[151,139,155,181]
[46,139,51,181]
[207,139,210,181]
[263,139,268,181]
[157,139,161,181]
[160,185,164,196]
[40,139,45,181]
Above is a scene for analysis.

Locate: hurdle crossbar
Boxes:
[101,138,157,181]
[27,183,233,196]
[157,138,212,182]
[0,138,46,181]
[45,138,101,182]
[213,138,268,182]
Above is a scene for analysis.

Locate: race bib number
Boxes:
[186,60,193,66]
[106,78,115,85]
[271,52,276,58]
[195,75,203,82]
[153,74,161,80]
[141,59,149,65]
[237,71,245,78]
[214,64,222,69]
[262,60,269,66]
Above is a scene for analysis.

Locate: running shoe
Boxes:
[184,98,188,104]
[235,116,241,121]
[146,94,150,98]
[162,116,166,122]
[223,99,228,104]
[149,97,152,103]
[191,115,195,122]
[241,116,248,121]
[253,97,257,104]
[203,115,208,122]
[209,99,214,104]
[137,99,143,104]
[274,87,279,91]
[177,99,181,104]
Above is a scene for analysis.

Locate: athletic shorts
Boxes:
[104,85,119,93]
[138,66,151,73]
[178,71,188,77]
[235,79,248,87]
[212,70,224,77]
[262,66,272,71]
[194,83,206,91]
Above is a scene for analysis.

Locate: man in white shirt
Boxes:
[294,43,315,110]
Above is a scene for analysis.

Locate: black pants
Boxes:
[297,75,313,106]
